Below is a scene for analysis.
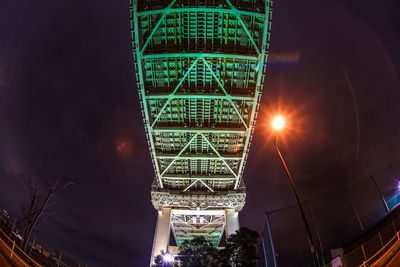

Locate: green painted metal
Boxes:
[137,7,266,18]
[130,0,272,248]
[142,53,259,61]
[145,93,255,101]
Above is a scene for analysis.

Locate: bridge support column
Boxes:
[150,208,171,266]
[225,208,240,240]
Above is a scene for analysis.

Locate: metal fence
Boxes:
[259,162,400,266]
[0,228,41,267]
[340,211,400,266]
[0,215,85,267]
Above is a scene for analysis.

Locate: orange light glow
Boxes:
[116,137,134,158]
[257,96,309,149]
[272,116,285,130]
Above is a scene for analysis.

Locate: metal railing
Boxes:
[0,228,41,267]
[341,217,400,267]
[360,231,400,266]
[259,162,400,266]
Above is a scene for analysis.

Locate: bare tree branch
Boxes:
[19,168,73,251]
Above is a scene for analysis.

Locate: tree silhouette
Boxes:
[19,168,72,251]
[223,227,259,267]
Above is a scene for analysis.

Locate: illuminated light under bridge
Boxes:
[129,0,273,265]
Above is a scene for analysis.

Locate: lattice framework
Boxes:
[130,0,272,247]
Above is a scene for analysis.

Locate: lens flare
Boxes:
[267,51,300,67]
[163,252,174,263]
[115,137,134,158]
[272,116,285,130]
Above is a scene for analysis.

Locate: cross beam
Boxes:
[160,133,199,176]
[137,7,266,19]
[139,0,262,55]
[162,177,236,181]
[146,93,255,101]
[140,0,178,53]
[157,154,243,160]
[150,58,200,128]
[199,133,239,179]
[143,53,259,61]
[224,0,261,55]
[202,58,249,130]
[152,127,246,134]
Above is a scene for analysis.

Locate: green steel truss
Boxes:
[130,0,272,247]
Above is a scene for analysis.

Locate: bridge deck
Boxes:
[130,0,272,254]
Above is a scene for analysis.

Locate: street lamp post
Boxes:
[272,116,320,266]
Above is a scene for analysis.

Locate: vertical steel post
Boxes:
[361,244,366,260]
[306,202,325,266]
[378,232,384,247]
[9,218,16,240]
[29,237,36,256]
[370,176,389,212]
[225,208,240,239]
[57,253,62,267]
[261,235,269,267]
[347,191,364,231]
[10,241,15,259]
[264,211,277,267]
[274,136,319,266]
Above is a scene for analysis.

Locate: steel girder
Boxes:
[130,0,272,248]
[170,209,226,247]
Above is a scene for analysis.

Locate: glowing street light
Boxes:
[162,251,174,264]
[272,115,285,130]
[271,115,320,266]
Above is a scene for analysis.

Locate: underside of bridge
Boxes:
[130,0,272,264]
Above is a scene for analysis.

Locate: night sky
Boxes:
[1,0,400,266]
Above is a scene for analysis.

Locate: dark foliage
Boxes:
[223,227,259,267]
[152,227,259,267]
[178,236,219,267]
